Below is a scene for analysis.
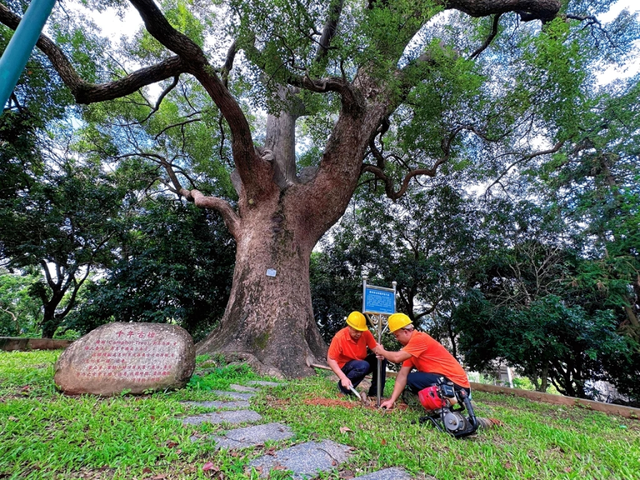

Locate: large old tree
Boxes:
[1,0,632,376]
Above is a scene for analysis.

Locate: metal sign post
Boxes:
[362,276,396,407]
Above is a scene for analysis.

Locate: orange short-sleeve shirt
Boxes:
[401,331,470,388]
[328,327,377,368]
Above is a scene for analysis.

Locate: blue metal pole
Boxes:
[0,0,57,112]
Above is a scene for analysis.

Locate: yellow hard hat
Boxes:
[387,313,412,332]
[346,311,367,331]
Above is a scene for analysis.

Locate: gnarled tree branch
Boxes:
[150,153,241,237]
[141,76,180,123]
[127,0,272,200]
[362,127,463,200]
[444,0,561,22]
[0,3,189,104]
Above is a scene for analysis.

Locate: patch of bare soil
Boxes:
[264,395,292,408]
[476,417,505,428]
[303,397,409,411]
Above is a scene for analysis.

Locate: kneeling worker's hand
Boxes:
[380,399,394,410]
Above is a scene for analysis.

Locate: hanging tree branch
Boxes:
[146,153,241,237]
[141,76,180,123]
[470,13,503,60]
[483,141,565,195]
[362,127,464,200]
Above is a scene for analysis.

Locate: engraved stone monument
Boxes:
[54,322,195,396]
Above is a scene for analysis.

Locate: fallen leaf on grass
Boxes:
[166,441,179,448]
[203,462,218,472]
[339,426,353,434]
[266,446,277,456]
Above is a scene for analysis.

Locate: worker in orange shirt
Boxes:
[327,311,387,397]
[372,313,470,409]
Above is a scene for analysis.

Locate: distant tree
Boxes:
[70,196,235,341]
[0,158,153,338]
[537,78,640,339]
[532,77,640,400]
[599,335,640,403]
[456,290,629,397]
[0,268,42,336]
[455,198,638,398]
[0,110,42,202]
[1,6,107,337]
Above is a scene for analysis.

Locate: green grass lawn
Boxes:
[1,350,639,479]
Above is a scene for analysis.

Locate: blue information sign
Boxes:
[363,286,395,315]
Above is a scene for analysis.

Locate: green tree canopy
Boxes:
[1,0,637,376]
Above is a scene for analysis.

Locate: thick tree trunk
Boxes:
[195,106,350,378]
[195,85,379,377]
[196,201,328,378]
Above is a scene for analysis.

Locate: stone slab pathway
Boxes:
[212,390,255,401]
[228,384,259,392]
[181,409,262,426]
[182,381,414,478]
[248,439,352,479]
[181,400,250,409]
[208,422,294,450]
[246,380,283,387]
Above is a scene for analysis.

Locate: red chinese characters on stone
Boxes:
[78,335,178,381]
[54,322,195,396]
